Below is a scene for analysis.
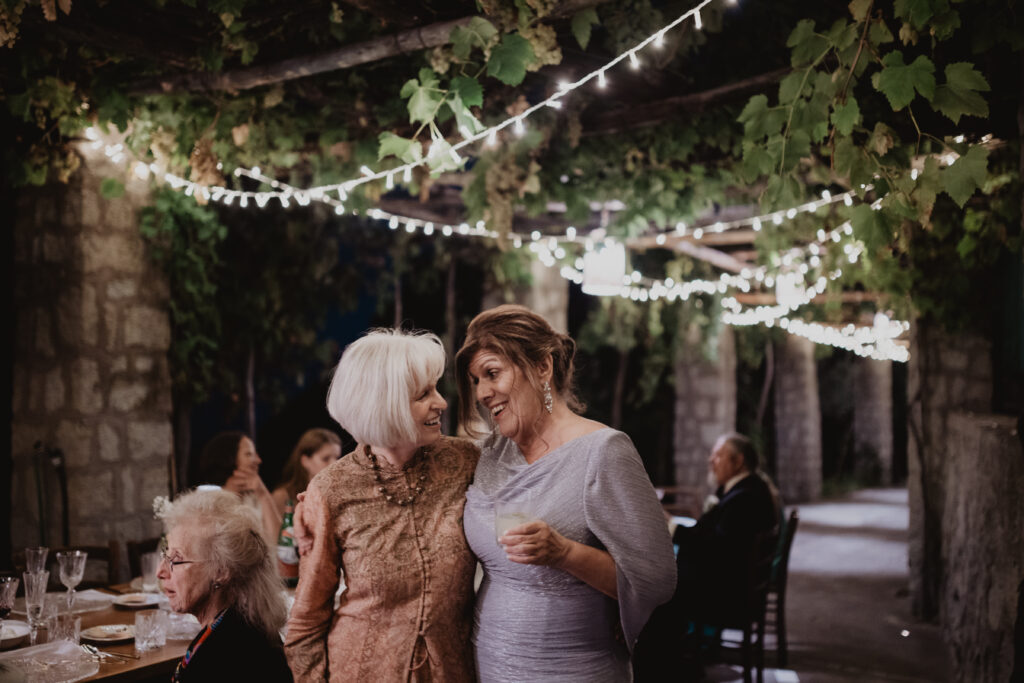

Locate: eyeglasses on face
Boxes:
[158,549,201,574]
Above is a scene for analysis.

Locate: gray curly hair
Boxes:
[160,488,287,639]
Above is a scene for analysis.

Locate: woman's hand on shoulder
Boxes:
[499,520,572,568]
[293,491,314,557]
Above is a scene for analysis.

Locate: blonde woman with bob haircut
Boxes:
[285,328,480,682]
[157,488,292,682]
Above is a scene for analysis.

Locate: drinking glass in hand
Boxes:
[56,550,87,611]
[0,576,19,643]
[23,570,49,645]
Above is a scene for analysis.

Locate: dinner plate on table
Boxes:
[81,624,135,643]
[113,593,162,609]
[0,621,30,650]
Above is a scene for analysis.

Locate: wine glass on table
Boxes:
[56,550,87,612]
[0,576,19,644]
[23,570,49,645]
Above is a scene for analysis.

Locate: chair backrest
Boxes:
[745,528,778,619]
[771,509,800,589]
[126,537,162,578]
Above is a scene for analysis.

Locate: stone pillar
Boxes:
[673,323,736,496]
[942,413,1023,682]
[773,333,822,502]
[482,259,568,334]
[11,142,171,577]
[852,357,893,484]
[907,322,992,620]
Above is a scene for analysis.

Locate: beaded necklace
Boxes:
[172,608,228,681]
[365,445,427,506]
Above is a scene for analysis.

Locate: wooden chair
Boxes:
[21,542,121,589]
[126,537,162,579]
[692,529,777,683]
[766,509,800,668]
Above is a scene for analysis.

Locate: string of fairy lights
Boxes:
[78,0,912,361]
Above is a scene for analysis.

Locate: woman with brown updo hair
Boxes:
[271,429,343,515]
[455,304,676,682]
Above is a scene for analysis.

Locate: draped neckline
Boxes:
[505,426,612,467]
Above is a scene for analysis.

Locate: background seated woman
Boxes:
[158,488,292,682]
[197,431,281,544]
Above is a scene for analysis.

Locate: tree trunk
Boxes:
[611,348,629,430]
[172,396,191,494]
[443,256,457,435]
[756,338,774,431]
[244,344,256,438]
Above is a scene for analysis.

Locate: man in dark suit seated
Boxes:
[673,432,778,621]
[633,433,777,681]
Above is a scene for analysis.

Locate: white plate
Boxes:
[81,624,134,643]
[0,621,30,649]
[113,593,162,609]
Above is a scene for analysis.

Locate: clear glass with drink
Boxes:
[56,550,87,611]
[140,552,160,593]
[23,570,49,645]
[52,613,81,644]
[135,610,164,652]
[0,576,18,644]
[494,487,537,543]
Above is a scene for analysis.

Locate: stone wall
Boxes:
[941,413,1023,682]
[10,143,171,580]
[773,334,822,502]
[905,322,1024,682]
[673,323,736,497]
[852,358,893,484]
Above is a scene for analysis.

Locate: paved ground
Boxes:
[703,488,950,683]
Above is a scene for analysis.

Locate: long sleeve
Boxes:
[583,431,677,651]
[284,483,342,681]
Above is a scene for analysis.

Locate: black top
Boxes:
[673,472,777,617]
[174,608,293,683]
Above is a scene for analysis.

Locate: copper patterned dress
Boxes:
[284,436,480,682]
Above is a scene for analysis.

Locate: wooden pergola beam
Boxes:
[582,67,790,135]
[733,291,883,305]
[132,0,615,95]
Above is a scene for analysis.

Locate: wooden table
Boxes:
[76,585,186,682]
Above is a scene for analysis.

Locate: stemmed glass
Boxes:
[56,550,87,612]
[23,570,49,645]
[25,546,48,573]
[0,576,19,644]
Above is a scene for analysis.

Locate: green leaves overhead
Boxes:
[942,145,988,207]
[450,75,483,108]
[931,62,990,124]
[400,68,443,124]
[486,33,535,86]
[873,51,935,110]
[377,132,422,164]
[571,8,600,50]
[830,97,861,136]
[449,17,498,60]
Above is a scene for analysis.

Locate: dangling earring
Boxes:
[543,380,553,414]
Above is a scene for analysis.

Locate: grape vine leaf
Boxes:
[873,51,935,110]
[894,0,948,29]
[450,17,498,60]
[447,93,485,135]
[571,8,599,50]
[400,69,442,124]
[377,132,422,164]
[831,97,861,136]
[450,75,483,108]
[487,33,534,85]
[787,19,829,66]
[931,62,989,124]
[942,145,988,207]
[848,0,872,22]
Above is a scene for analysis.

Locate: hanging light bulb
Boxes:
[597,70,608,88]
[694,9,702,29]
[629,51,640,69]
[514,119,525,136]
[403,167,412,183]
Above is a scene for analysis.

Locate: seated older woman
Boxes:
[158,488,292,682]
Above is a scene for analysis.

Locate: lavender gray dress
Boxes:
[464,428,676,682]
